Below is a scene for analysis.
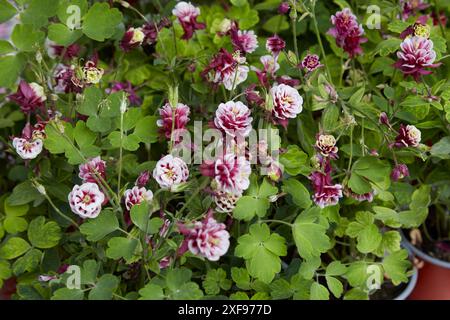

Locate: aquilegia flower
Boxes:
[12,136,43,160]
[78,156,107,183]
[107,81,141,106]
[344,187,375,203]
[120,27,145,52]
[213,153,251,195]
[400,0,429,20]
[266,34,285,59]
[9,81,47,114]
[46,40,80,60]
[327,8,367,58]
[394,36,441,82]
[172,1,205,40]
[270,83,303,127]
[315,134,339,159]
[212,190,241,213]
[214,101,253,138]
[393,124,421,148]
[391,163,410,181]
[135,170,150,188]
[310,170,343,208]
[153,154,189,191]
[178,211,230,261]
[230,25,258,54]
[82,60,104,85]
[124,186,154,211]
[68,182,105,219]
[301,53,323,73]
[53,64,83,94]
[157,102,191,141]
[142,17,172,45]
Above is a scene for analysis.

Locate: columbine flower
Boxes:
[327,8,367,58]
[46,40,80,60]
[301,53,323,73]
[315,134,339,159]
[212,190,241,213]
[245,84,265,107]
[201,48,249,90]
[391,164,410,181]
[344,187,375,202]
[379,112,391,127]
[394,36,441,82]
[172,1,205,40]
[107,81,141,106]
[266,34,285,59]
[124,186,153,211]
[9,81,47,113]
[178,211,230,261]
[142,17,172,45]
[213,154,251,195]
[156,102,191,142]
[270,83,303,127]
[12,137,43,160]
[68,182,105,219]
[394,124,421,148]
[53,64,83,94]
[214,101,253,138]
[400,0,429,20]
[310,171,343,208]
[83,61,104,84]
[120,27,145,52]
[231,27,258,54]
[135,170,150,188]
[78,156,106,183]
[153,155,189,191]
[278,2,290,14]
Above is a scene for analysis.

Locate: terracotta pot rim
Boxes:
[401,231,450,269]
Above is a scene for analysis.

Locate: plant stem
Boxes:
[117,111,125,198]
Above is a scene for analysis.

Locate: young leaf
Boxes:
[79,210,119,241]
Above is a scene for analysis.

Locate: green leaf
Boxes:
[235,223,287,283]
[106,237,139,261]
[282,178,312,209]
[279,145,311,176]
[7,181,43,206]
[430,137,450,159]
[12,249,41,276]
[298,257,321,279]
[57,0,88,27]
[0,54,26,88]
[11,24,45,52]
[322,104,340,132]
[0,0,17,23]
[202,268,232,295]
[139,284,165,300]
[292,207,330,260]
[325,276,343,298]
[82,3,122,41]
[88,274,119,300]
[326,261,347,276]
[270,279,293,300]
[0,40,15,55]
[343,288,368,300]
[80,260,99,285]
[310,282,329,300]
[346,211,382,253]
[48,23,83,46]
[52,288,84,300]
[0,260,12,287]
[166,268,192,291]
[263,15,289,32]
[130,202,158,234]
[344,261,369,288]
[0,237,31,260]
[172,282,204,300]
[375,38,402,56]
[4,200,29,216]
[134,116,159,144]
[28,216,61,249]
[351,157,391,192]
[79,210,119,241]
[382,250,411,285]
[231,267,251,290]
[3,217,28,234]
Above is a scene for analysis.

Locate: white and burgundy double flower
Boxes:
[301,53,323,73]
[123,186,153,211]
[178,210,230,261]
[270,84,303,127]
[68,182,105,219]
[230,23,258,54]
[78,156,107,183]
[120,27,145,52]
[172,1,205,40]
[394,36,441,82]
[393,124,421,148]
[391,163,410,181]
[310,170,343,208]
[266,34,285,60]
[214,101,253,138]
[12,123,44,160]
[157,102,191,141]
[213,153,251,195]
[9,81,47,114]
[315,134,339,159]
[153,154,189,191]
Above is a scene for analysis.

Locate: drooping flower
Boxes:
[391,164,410,181]
[270,83,303,127]
[213,154,251,195]
[400,0,429,20]
[156,102,191,142]
[12,137,43,160]
[230,26,258,54]
[153,154,189,191]
[245,84,265,107]
[344,187,375,202]
[135,170,150,188]
[212,190,241,213]
[120,27,145,52]
[301,53,323,73]
[315,134,339,159]
[309,170,343,208]
[9,81,47,113]
[214,101,253,138]
[266,34,285,59]
[379,112,391,127]
[46,40,80,60]
[394,36,441,82]
[178,211,230,261]
[53,64,83,94]
[78,156,107,183]
[68,182,105,219]
[107,81,141,106]
[82,60,104,85]
[172,1,205,40]
[327,8,367,58]
[393,124,421,148]
[142,17,172,45]
[201,48,249,90]
[123,186,153,211]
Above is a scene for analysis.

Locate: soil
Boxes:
[369,281,408,300]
